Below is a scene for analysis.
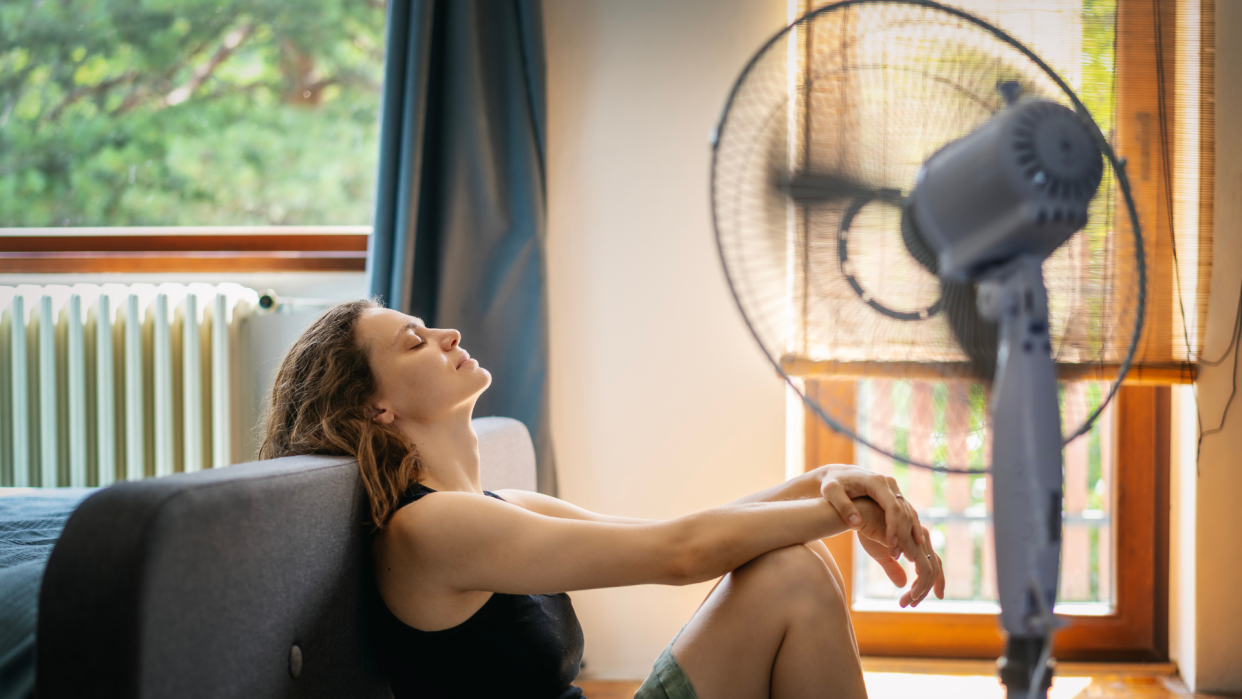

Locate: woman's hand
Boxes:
[813,464,924,559]
[853,497,945,607]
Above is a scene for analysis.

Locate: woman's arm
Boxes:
[733,465,920,545]
[492,489,657,524]
[498,466,932,588]
[383,491,852,597]
[501,465,913,536]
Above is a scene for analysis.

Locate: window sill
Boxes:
[851,599,1114,617]
[0,226,369,273]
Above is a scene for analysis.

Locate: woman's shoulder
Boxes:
[396,482,506,510]
[386,485,515,538]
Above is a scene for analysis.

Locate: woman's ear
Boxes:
[364,403,395,425]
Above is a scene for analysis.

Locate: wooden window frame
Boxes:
[806,381,1171,661]
[0,227,369,273]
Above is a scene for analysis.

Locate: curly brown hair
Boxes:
[259,298,421,530]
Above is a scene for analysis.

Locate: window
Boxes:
[0,0,385,270]
[0,2,388,484]
[791,0,1213,660]
[808,379,1169,659]
[850,379,1116,615]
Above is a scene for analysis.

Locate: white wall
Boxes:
[1188,0,1242,692]
[1169,385,1197,689]
[543,0,788,680]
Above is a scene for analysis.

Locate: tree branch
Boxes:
[112,23,254,116]
[160,23,253,108]
[48,71,139,121]
[195,79,270,103]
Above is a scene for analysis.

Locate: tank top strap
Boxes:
[397,482,508,509]
[397,482,436,509]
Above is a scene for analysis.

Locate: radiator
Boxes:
[0,283,262,487]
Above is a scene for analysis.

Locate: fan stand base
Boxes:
[998,637,1055,699]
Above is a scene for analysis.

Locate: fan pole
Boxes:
[978,255,1063,699]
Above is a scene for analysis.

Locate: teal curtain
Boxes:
[367,0,556,494]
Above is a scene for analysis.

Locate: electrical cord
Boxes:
[1151,0,1242,458]
[1195,287,1242,457]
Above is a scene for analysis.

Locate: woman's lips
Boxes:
[457,353,474,369]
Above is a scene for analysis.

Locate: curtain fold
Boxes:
[368,0,556,494]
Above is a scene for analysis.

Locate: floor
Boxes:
[576,659,1235,698]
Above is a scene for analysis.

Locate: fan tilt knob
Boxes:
[905,99,1103,282]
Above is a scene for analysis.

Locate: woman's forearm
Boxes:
[671,497,850,584]
[726,468,824,506]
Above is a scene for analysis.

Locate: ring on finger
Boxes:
[894,492,905,500]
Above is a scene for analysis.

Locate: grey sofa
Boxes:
[36,417,538,699]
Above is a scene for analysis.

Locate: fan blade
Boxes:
[781,170,878,205]
[943,279,999,382]
[900,197,939,275]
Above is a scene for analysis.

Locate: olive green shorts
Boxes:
[633,627,698,699]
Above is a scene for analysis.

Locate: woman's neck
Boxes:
[399,410,483,494]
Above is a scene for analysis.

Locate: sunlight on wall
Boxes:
[544,0,789,679]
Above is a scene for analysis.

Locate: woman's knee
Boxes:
[735,545,846,609]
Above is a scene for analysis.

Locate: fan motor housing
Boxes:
[908,99,1103,281]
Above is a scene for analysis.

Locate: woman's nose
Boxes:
[443,329,461,349]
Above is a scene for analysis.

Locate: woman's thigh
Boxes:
[667,543,860,699]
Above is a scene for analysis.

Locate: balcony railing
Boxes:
[853,379,1114,611]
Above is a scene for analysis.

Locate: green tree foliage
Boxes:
[0,0,386,226]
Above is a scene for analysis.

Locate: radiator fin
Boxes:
[0,284,258,487]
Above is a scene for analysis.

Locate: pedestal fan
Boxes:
[709,2,1145,697]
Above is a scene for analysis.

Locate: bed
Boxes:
[0,487,95,699]
[4,417,536,699]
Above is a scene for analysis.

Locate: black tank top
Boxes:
[373,483,586,699]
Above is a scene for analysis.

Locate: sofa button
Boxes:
[289,644,303,679]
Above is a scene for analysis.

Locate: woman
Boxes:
[261,300,945,699]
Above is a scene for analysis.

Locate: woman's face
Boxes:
[355,307,491,426]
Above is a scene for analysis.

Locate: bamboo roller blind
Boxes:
[788,0,1214,385]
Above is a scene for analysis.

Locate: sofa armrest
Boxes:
[37,455,391,699]
[36,416,538,698]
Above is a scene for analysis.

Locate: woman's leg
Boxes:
[669,543,866,699]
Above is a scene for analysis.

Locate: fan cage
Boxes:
[710,0,1146,473]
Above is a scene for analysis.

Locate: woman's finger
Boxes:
[901,529,933,606]
[916,526,941,606]
[927,527,946,600]
[934,552,946,600]
[878,477,917,557]
[852,475,903,545]
[821,480,862,529]
[914,527,942,605]
[877,555,908,588]
[851,472,921,567]
[898,486,926,547]
[858,530,909,588]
